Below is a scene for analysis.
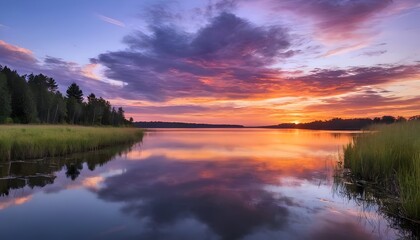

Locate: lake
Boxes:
[0,129,410,239]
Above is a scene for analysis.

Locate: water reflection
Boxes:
[0,143,135,196]
[333,173,419,239]
[0,129,411,239]
[98,156,293,240]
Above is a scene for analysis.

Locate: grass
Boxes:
[343,121,420,221]
[0,125,144,161]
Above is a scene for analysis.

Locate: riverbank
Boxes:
[343,121,420,221]
[0,125,144,161]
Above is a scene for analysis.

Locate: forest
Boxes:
[0,66,131,126]
[271,116,420,130]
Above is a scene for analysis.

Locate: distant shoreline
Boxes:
[135,116,419,130]
[134,121,244,129]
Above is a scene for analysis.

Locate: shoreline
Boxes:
[0,125,144,161]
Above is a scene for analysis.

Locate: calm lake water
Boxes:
[0,129,410,239]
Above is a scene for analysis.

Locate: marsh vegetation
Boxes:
[0,125,143,161]
[342,121,420,222]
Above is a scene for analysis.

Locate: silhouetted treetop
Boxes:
[66,83,84,103]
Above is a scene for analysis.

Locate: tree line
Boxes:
[273,116,420,130]
[0,66,132,125]
[134,121,245,128]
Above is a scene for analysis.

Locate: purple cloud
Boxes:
[122,105,211,115]
[95,12,294,101]
[305,92,420,116]
[288,64,420,96]
[0,40,38,71]
[360,50,387,57]
[275,0,394,40]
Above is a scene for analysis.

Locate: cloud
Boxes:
[288,64,420,97]
[226,0,414,46]
[123,105,211,115]
[81,63,100,80]
[140,0,238,24]
[44,55,78,70]
[95,12,294,101]
[97,15,420,101]
[134,0,418,59]
[360,50,387,57]
[0,40,37,69]
[304,92,420,117]
[96,14,125,28]
[93,8,420,104]
[274,0,393,41]
[320,42,370,57]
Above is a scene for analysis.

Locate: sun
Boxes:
[293,120,300,124]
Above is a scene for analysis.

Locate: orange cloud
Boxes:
[82,176,104,189]
[0,40,32,55]
[0,196,32,210]
[0,40,37,66]
[81,63,100,80]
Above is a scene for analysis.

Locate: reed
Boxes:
[343,121,420,220]
[0,125,143,161]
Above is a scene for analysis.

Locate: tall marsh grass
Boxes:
[343,121,420,220]
[0,125,143,161]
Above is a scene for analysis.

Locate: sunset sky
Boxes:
[1,0,419,125]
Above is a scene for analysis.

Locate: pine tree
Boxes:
[66,83,83,103]
[0,72,12,122]
[1,66,37,123]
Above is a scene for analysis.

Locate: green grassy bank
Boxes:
[343,121,420,221]
[0,125,144,161]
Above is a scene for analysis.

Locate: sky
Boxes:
[1,0,420,126]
